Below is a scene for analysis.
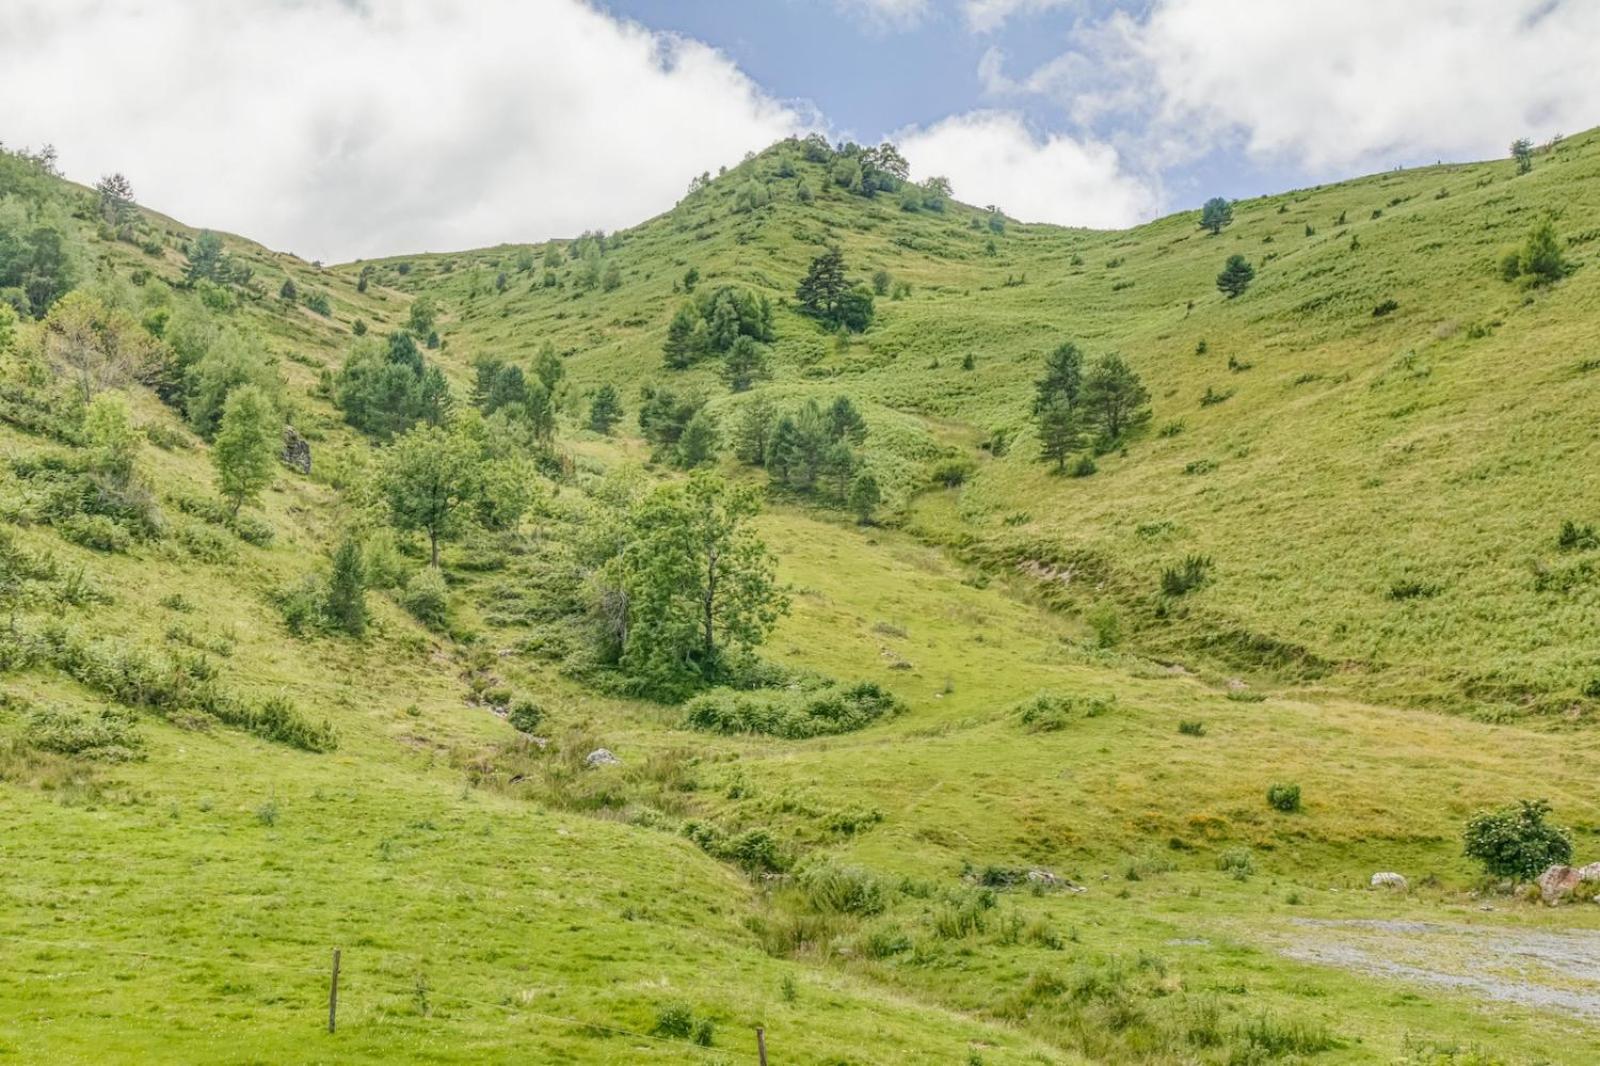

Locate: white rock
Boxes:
[584,748,621,768]
[1370,872,1408,890]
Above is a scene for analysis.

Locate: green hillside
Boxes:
[3,128,1600,1066]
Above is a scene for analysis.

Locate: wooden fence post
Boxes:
[756,1025,768,1065]
[327,948,341,1033]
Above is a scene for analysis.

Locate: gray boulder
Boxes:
[584,748,621,768]
[280,425,312,474]
[1370,872,1408,890]
[1537,864,1582,904]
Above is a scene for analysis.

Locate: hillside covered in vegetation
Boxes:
[3,127,1600,1065]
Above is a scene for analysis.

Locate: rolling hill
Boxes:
[3,127,1600,1065]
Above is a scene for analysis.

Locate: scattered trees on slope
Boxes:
[1216,254,1255,298]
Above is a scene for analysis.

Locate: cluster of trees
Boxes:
[638,386,718,468]
[1032,342,1152,472]
[796,248,874,333]
[183,231,253,289]
[334,330,451,439]
[733,394,880,522]
[662,285,775,390]
[470,343,563,445]
[0,144,77,318]
[828,141,909,198]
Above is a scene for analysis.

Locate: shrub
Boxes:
[1177,719,1205,737]
[652,1002,694,1039]
[1372,299,1400,317]
[276,575,325,635]
[507,698,545,734]
[1266,783,1302,812]
[1013,691,1114,732]
[929,457,974,488]
[1216,848,1254,879]
[1463,799,1573,880]
[683,681,902,739]
[796,861,889,916]
[1557,519,1598,551]
[1068,454,1097,478]
[60,514,132,553]
[1160,555,1211,597]
[24,705,144,761]
[400,567,448,626]
[1387,578,1440,601]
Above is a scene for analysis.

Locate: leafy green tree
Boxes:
[41,292,161,404]
[1464,799,1572,880]
[720,335,770,392]
[675,409,720,468]
[381,424,482,568]
[185,329,284,438]
[1216,254,1255,298]
[587,384,623,434]
[872,269,891,296]
[612,473,788,696]
[0,218,75,318]
[602,261,623,292]
[821,440,856,499]
[1200,197,1233,235]
[1511,137,1534,175]
[1080,353,1151,443]
[324,534,367,637]
[213,384,280,516]
[848,470,881,524]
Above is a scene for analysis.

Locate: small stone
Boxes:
[1370,872,1408,890]
[1537,864,1581,904]
[584,748,621,768]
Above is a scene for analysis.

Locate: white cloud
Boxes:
[0,0,810,261]
[897,111,1159,228]
[1020,0,1600,173]
[963,0,1077,33]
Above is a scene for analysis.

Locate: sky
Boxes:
[3,0,1597,263]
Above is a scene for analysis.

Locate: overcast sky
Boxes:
[5,0,1596,262]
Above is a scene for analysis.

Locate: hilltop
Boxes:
[2,128,1600,1065]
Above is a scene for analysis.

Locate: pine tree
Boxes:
[1080,353,1151,443]
[1216,255,1255,298]
[1036,395,1082,471]
[796,247,849,323]
[675,410,720,469]
[662,304,701,369]
[733,395,777,466]
[325,534,367,637]
[848,471,881,525]
[720,335,770,392]
[587,384,623,434]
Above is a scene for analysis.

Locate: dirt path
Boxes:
[1276,918,1600,1020]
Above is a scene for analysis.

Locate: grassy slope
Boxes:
[4,131,1600,1065]
[369,129,1600,714]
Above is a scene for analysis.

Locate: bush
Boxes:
[1216,848,1254,879]
[24,705,144,761]
[1160,555,1211,597]
[683,681,902,739]
[400,567,448,626]
[929,457,974,488]
[1177,719,1205,737]
[1463,799,1573,880]
[1266,783,1302,812]
[1068,454,1097,478]
[59,514,132,553]
[1558,519,1598,551]
[507,698,544,734]
[796,861,889,916]
[1013,691,1114,732]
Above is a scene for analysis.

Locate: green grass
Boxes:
[4,130,1600,1062]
